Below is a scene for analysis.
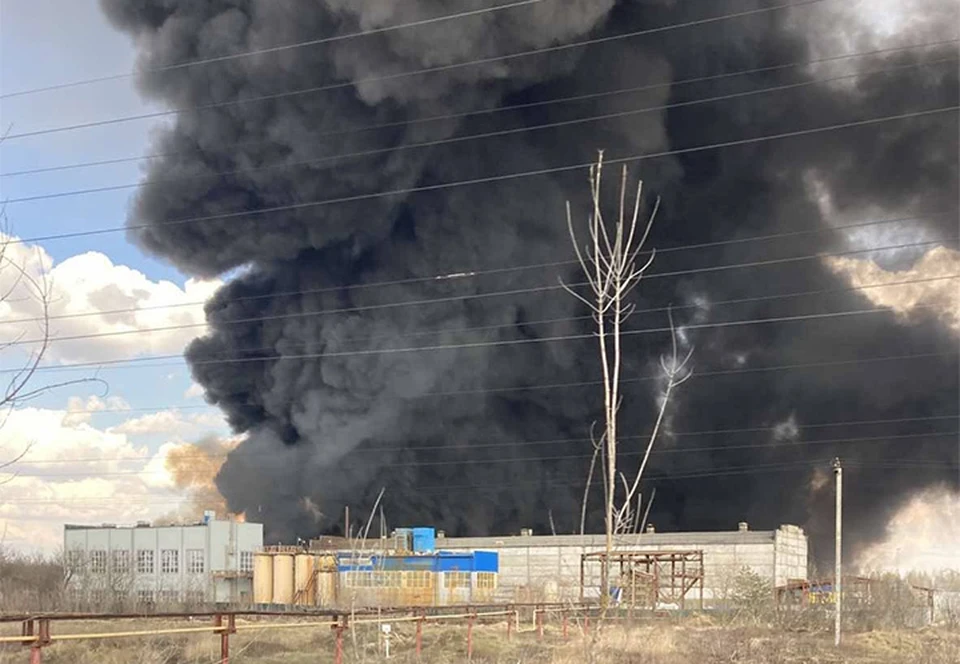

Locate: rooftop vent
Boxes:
[136,521,150,528]
[646,524,655,534]
[738,522,749,532]
[436,530,446,539]
[519,528,533,537]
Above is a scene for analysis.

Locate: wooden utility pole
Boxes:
[833,457,843,647]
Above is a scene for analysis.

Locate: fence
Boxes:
[0,603,607,663]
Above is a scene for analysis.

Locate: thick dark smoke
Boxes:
[102,0,959,562]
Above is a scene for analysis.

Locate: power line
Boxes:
[5,38,952,180]
[5,212,947,327]
[2,237,951,355]
[0,0,548,100]
[7,56,954,205]
[11,430,957,479]
[1,0,829,139]
[12,302,950,375]
[6,457,957,505]
[15,414,957,465]
[24,273,952,371]
[13,104,958,248]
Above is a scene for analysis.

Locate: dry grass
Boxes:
[1,616,958,663]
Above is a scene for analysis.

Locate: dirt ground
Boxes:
[1,615,958,663]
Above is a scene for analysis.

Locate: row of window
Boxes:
[341,571,495,589]
[70,549,206,575]
[70,549,255,574]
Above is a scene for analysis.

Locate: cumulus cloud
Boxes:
[0,233,221,365]
[184,382,205,399]
[824,246,960,333]
[0,405,187,551]
[109,409,228,436]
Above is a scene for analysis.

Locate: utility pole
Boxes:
[833,457,843,647]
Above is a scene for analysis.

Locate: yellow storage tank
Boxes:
[272,554,295,605]
[253,553,274,604]
[294,554,316,606]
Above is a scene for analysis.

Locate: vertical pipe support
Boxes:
[332,616,346,664]
[415,614,424,658]
[562,611,569,640]
[536,607,544,641]
[466,613,476,660]
[506,608,513,641]
[28,619,49,664]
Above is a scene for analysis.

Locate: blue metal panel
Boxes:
[473,551,499,573]
[435,553,473,572]
[412,527,436,553]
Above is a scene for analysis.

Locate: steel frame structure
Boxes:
[580,550,705,611]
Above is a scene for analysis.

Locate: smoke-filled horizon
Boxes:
[101,0,959,564]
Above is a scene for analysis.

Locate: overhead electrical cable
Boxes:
[6,56,954,204]
[12,430,958,479]
[5,212,947,326]
[1,0,829,138]
[0,0,550,99]
[2,238,952,354]
[4,38,953,179]
[11,105,958,248]
[13,414,957,464]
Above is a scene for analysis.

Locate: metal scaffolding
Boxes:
[579,550,705,610]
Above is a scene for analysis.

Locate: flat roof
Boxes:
[64,520,258,531]
[436,525,804,549]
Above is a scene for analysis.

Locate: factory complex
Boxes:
[64,519,809,611]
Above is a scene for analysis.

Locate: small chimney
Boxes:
[436,530,446,539]
[519,528,533,537]
[738,521,749,532]
[645,524,655,534]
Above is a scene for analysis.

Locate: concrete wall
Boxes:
[64,520,262,605]
[439,525,808,607]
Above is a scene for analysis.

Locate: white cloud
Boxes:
[0,405,186,552]
[184,382,206,399]
[62,394,130,427]
[0,234,221,365]
[109,409,228,436]
[825,246,960,334]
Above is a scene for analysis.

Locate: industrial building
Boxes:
[63,514,262,607]
[437,522,808,608]
[253,527,500,608]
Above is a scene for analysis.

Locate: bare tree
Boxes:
[563,151,693,607]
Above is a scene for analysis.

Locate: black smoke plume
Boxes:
[102,0,959,562]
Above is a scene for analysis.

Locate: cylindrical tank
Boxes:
[272,554,295,605]
[253,553,274,604]
[294,554,316,606]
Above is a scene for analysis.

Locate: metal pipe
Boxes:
[466,614,475,660]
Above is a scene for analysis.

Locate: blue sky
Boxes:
[0,0,231,549]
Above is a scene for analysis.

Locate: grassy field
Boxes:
[1,614,959,663]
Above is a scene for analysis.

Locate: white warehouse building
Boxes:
[64,516,262,607]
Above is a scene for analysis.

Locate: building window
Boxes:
[90,589,106,606]
[90,550,107,574]
[476,572,497,590]
[185,590,205,606]
[136,550,154,575]
[445,572,470,589]
[404,571,432,589]
[240,551,254,573]
[187,549,205,574]
[159,590,179,604]
[67,549,84,572]
[137,590,154,606]
[161,550,179,574]
[113,550,131,575]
